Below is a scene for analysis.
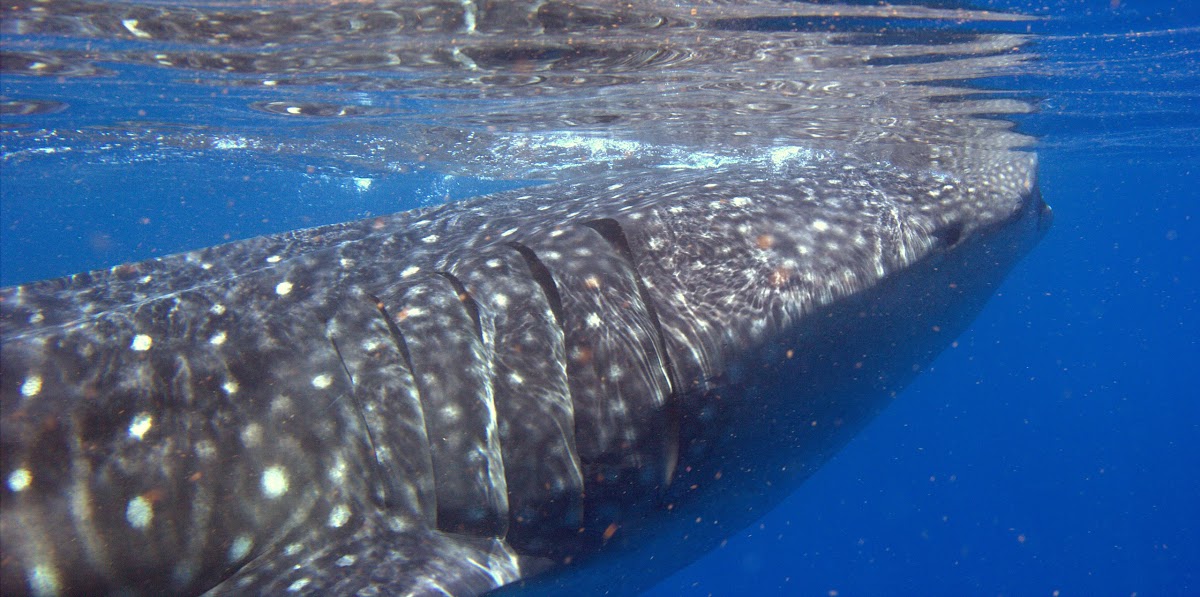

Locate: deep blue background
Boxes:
[652,2,1200,594]
[1,1,1196,595]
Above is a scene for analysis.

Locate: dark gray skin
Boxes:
[0,154,1049,596]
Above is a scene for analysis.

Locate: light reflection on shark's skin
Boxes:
[1,1,1048,595]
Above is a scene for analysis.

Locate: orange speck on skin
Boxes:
[756,234,775,249]
[574,347,594,365]
[769,267,790,288]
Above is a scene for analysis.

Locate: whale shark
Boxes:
[2,154,1049,596]
[0,0,1048,595]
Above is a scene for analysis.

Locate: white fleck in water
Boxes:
[353,177,373,192]
[222,380,239,395]
[493,293,509,308]
[213,136,248,150]
[311,374,332,389]
[209,331,227,346]
[275,281,293,295]
[336,554,357,567]
[811,219,830,232]
[21,375,42,397]
[266,255,282,263]
[401,265,420,277]
[586,313,603,329]
[128,413,153,440]
[421,234,439,243]
[262,467,289,498]
[130,334,153,351]
[210,303,226,315]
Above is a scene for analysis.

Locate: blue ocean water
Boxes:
[651,3,1200,595]
[1,1,1196,596]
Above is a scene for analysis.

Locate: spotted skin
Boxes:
[1,156,1049,596]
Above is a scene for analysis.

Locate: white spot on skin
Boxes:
[311,374,332,389]
[287,578,311,592]
[275,281,293,296]
[222,380,239,395]
[262,467,289,498]
[7,469,32,492]
[21,375,42,397]
[401,265,420,278]
[336,554,357,567]
[284,543,303,556]
[126,496,153,529]
[508,372,524,385]
[328,504,351,528]
[28,564,61,597]
[493,293,509,308]
[131,334,153,351]
[586,313,603,329]
[210,303,226,315]
[266,255,282,263]
[228,535,253,562]
[421,234,439,243]
[209,331,227,346]
[327,457,347,484]
[241,424,262,448]
[121,18,151,38]
[608,365,623,381]
[128,413,153,440]
[195,440,216,460]
[811,219,830,232]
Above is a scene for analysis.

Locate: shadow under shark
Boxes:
[2,151,1049,595]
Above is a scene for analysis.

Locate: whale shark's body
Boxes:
[2,155,1048,596]
[0,0,1049,595]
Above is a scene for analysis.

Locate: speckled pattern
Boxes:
[0,148,1047,596]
